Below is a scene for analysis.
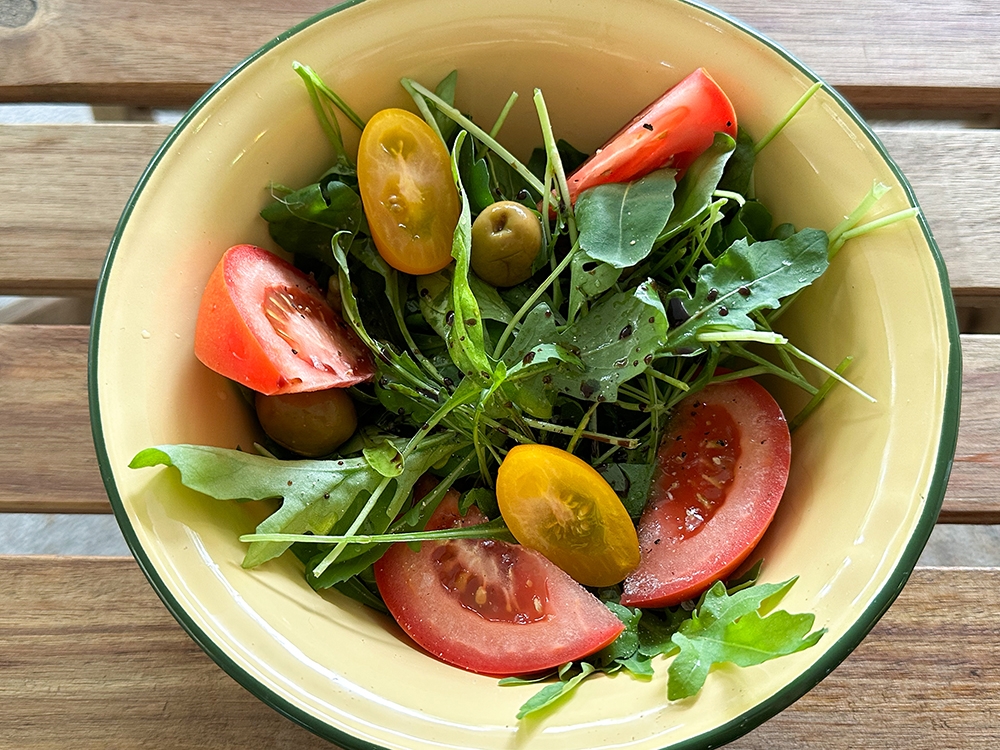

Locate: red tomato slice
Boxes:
[374,493,625,677]
[194,244,374,395]
[567,68,737,204]
[620,378,790,608]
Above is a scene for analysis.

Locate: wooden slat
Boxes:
[877,129,1000,306]
[4,124,1000,300]
[0,0,333,107]
[2,325,997,520]
[0,123,169,295]
[0,325,107,513]
[938,334,1000,523]
[0,556,995,749]
[2,1,1000,112]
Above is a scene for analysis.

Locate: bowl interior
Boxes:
[91,0,957,748]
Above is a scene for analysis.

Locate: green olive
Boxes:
[254,388,357,458]
[470,201,542,287]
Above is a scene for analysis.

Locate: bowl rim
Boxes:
[88,0,962,747]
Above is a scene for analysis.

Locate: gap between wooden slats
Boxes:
[0,556,996,749]
[2,0,1000,113]
[0,325,997,520]
[2,124,999,301]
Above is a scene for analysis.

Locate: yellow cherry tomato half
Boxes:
[496,444,641,587]
[357,108,460,275]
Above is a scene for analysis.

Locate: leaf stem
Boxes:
[753,81,823,155]
[789,356,854,431]
[493,241,580,357]
[241,517,515,546]
[400,77,445,142]
[829,207,920,259]
[828,181,891,248]
[292,62,366,131]
[781,343,874,402]
[402,78,545,196]
[490,91,519,138]
[533,88,578,245]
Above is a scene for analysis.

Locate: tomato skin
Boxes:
[621,378,790,608]
[496,444,640,587]
[374,493,625,677]
[567,68,737,204]
[357,108,460,275]
[194,244,374,395]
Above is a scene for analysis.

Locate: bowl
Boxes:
[89,0,961,747]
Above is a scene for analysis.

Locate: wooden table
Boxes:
[2,1,999,747]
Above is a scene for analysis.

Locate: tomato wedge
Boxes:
[194,244,374,395]
[620,378,790,608]
[374,493,625,677]
[567,68,737,204]
[357,108,460,275]
[497,444,639,587]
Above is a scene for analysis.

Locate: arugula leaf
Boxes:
[130,433,460,570]
[433,70,459,144]
[261,178,363,262]
[724,200,773,247]
[659,132,736,243]
[447,131,494,382]
[567,250,622,323]
[666,578,825,700]
[717,127,756,197]
[508,281,668,405]
[458,134,493,213]
[510,663,596,719]
[576,168,677,268]
[418,267,512,346]
[597,462,655,519]
[527,139,588,179]
[663,228,829,354]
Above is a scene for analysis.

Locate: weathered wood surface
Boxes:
[0,325,995,520]
[3,123,1000,300]
[0,557,995,749]
[0,123,167,296]
[2,0,1000,112]
[0,325,107,513]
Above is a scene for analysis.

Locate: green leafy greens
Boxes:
[130,67,917,720]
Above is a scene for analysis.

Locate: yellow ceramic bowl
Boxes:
[90,0,960,748]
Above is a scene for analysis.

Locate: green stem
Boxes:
[566,402,600,454]
[292,62,366,131]
[781,343,875,402]
[697,330,788,345]
[648,369,691,391]
[400,77,445,142]
[493,241,580,357]
[594,418,651,465]
[403,78,545,196]
[789,356,854,431]
[753,81,823,155]
[490,91,519,138]
[724,343,818,395]
[241,517,515,546]
[533,88,578,245]
[828,181,891,247]
[829,208,920,259]
[709,365,773,383]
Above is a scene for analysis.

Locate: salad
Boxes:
[131,64,914,716]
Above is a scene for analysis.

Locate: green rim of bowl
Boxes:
[88,1,962,748]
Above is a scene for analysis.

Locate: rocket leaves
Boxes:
[663,229,830,354]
